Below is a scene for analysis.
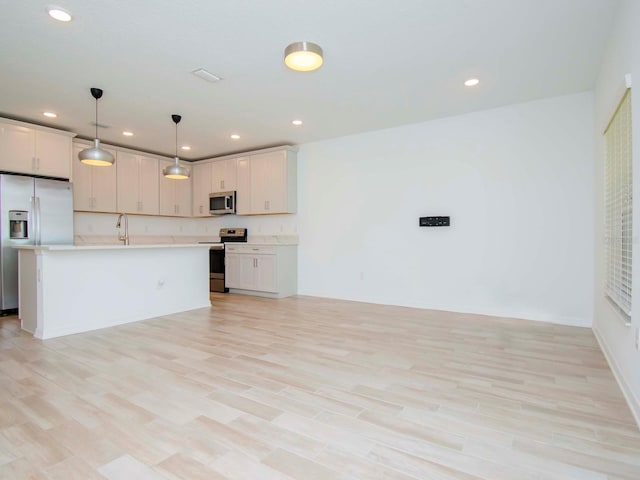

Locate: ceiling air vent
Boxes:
[192,68,222,83]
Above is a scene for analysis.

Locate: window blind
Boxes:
[605,89,633,318]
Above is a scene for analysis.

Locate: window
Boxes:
[605,88,633,320]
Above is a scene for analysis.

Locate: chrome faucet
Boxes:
[115,213,130,245]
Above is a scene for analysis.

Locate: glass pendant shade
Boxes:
[163,114,190,179]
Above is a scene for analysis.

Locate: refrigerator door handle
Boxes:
[35,196,42,246]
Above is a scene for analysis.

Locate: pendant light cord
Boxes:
[95,97,99,139]
[175,122,178,160]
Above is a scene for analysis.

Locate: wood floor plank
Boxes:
[0,292,638,478]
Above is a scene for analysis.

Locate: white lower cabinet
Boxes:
[225,244,297,298]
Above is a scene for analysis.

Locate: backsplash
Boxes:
[74,212,299,241]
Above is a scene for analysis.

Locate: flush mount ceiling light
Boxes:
[78,88,115,166]
[47,6,72,22]
[230,134,240,140]
[464,78,480,87]
[122,131,134,137]
[284,41,323,72]
[163,114,190,180]
[292,119,303,126]
[43,112,57,118]
[181,145,191,151]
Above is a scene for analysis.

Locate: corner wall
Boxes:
[593,0,640,426]
[297,92,594,327]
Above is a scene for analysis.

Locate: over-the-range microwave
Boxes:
[209,191,236,215]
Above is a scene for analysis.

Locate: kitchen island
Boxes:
[16,244,210,339]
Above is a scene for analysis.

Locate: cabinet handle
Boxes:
[199,205,203,214]
[37,158,41,170]
[32,157,36,170]
[221,180,224,189]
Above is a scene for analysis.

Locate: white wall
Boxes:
[592,0,640,426]
[297,92,594,327]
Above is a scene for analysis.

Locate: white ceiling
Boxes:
[0,0,618,160]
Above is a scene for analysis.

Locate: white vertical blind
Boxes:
[605,89,633,317]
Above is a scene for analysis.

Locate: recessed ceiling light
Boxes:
[292,119,303,126]
[43,112,57,118]
[464,78,480,87]
[47,6,72,22]
[181,145,191,151]
[230,134,240,140]
[122,131,134,137]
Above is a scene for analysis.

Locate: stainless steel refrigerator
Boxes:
[0,174,73,312]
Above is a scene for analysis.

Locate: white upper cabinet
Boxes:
[159,159,192,216]
[72,143,117,212]
[211,158,237,193]
[116,151,159,215]
[192,162,212,216]
[236,148,297,215]
[0,119,74,179]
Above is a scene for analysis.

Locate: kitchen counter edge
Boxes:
[14,244,211,251]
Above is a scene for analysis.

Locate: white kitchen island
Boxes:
[16,244,211,339]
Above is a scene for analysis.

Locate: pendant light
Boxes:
[163,114,190,180]
[284,41,323,72]
[78,88,115,166]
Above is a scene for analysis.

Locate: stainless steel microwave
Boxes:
[209,191,236,215]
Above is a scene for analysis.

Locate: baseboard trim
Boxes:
[593,326,640,430]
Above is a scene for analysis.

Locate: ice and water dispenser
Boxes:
[8,210,29,239]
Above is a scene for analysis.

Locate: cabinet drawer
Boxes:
[225,245,276,255]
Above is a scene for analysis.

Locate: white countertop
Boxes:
[14,243,210,251]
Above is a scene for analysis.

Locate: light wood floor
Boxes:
[1,294,639,479]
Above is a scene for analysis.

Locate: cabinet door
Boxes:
[255,254,277,292]
[158,159,175,216]
[137,155,159,215]
[72,145,94,211]
[262,151,287,213]
[116,151,140,213]
[174,175,192,216]
[249,152,276,214]
[73,144,117,212]
[236,157,251,215]
[91,147,117,212]
[211,158,238,192]
[192,162,212,216]
[239,255,259,290]
[224,253,242,288]
[35,130,71,178]
[158,159,191,216]
[0,123,35,173]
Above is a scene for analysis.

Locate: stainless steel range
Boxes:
[200,227,247,293]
